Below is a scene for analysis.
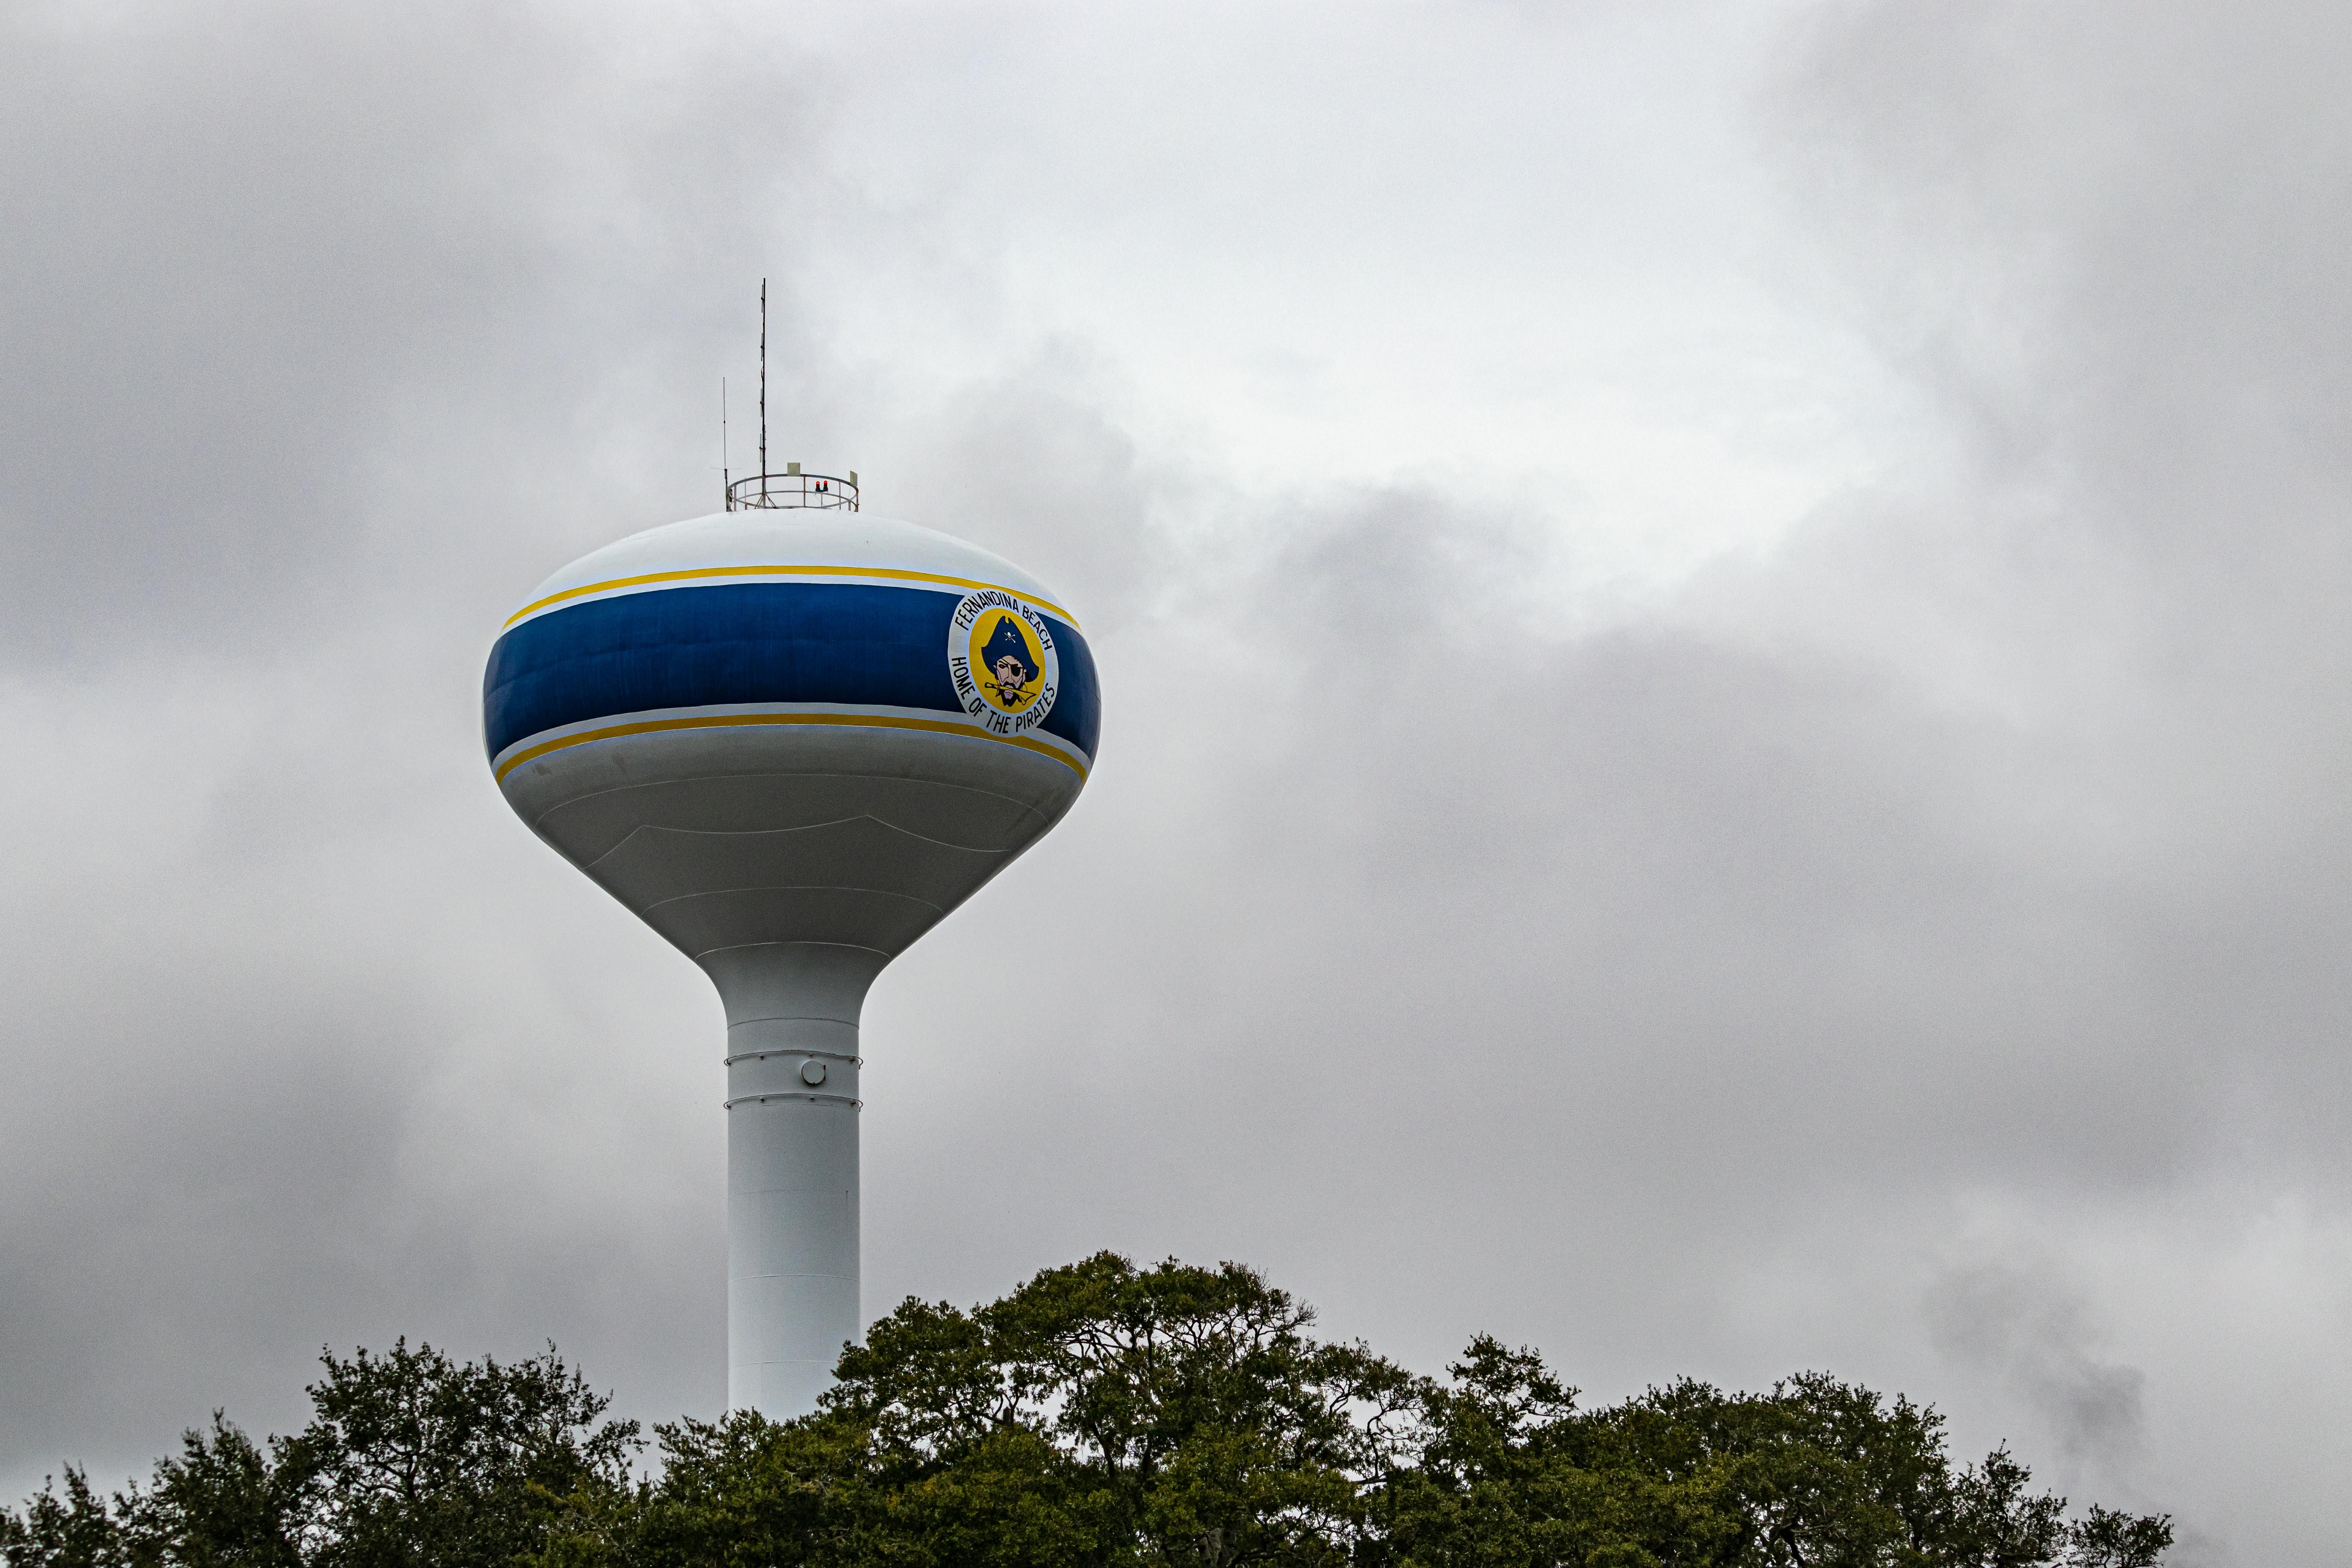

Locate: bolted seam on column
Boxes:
[726,1048,863,1065]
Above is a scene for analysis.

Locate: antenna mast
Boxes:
[721,278,856,513]
[759,279,768,483]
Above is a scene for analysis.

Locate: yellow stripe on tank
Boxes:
[492,711,1090,783]
[504,564,1080,630]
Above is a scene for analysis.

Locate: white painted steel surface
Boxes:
[489,511,1090,1416]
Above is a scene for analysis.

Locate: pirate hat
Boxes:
[978,613,1039,684]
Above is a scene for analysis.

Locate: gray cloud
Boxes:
[1926,1261,2146,1471]
[5,2,2350,1562]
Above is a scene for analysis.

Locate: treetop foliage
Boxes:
[3,1253,2171,1568]
[3,1341,635,1568]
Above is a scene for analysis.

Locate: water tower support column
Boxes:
[706,942,883,1416]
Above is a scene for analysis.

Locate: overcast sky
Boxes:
[4,1,2346,1560]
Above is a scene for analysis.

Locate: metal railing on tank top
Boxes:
[726,466,859,512]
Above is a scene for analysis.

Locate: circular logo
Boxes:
[947,589,1060,736]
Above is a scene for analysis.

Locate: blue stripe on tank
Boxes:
[482,581,1100,764]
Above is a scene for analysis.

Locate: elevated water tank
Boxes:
[483,499,1098,1414]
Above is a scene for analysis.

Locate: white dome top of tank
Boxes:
[514,510,1071,625]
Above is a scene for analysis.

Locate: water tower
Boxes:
[482,452,1098,1415]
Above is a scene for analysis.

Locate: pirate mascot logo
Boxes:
[946,589,1060,737]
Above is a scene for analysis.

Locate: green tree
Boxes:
[6,1258,2175,1568]
[1368,1338,1743,1568]
[2063,1507,2172,1568]
[580,1252,1421,1568]
[1372,1345,2171,1568]
[3,1344,635,1568]
[1,1468,125,1568]
[273,1341,639,1568]
[120,1414,301,1568]
[837,1250,1420,1566]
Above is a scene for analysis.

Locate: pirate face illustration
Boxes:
[978,613,1041,710]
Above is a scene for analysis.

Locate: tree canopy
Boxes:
[4,1253,2171,1568]
[2,1341,635,1568]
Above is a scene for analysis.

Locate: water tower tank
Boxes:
[482,480,1098,1416]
